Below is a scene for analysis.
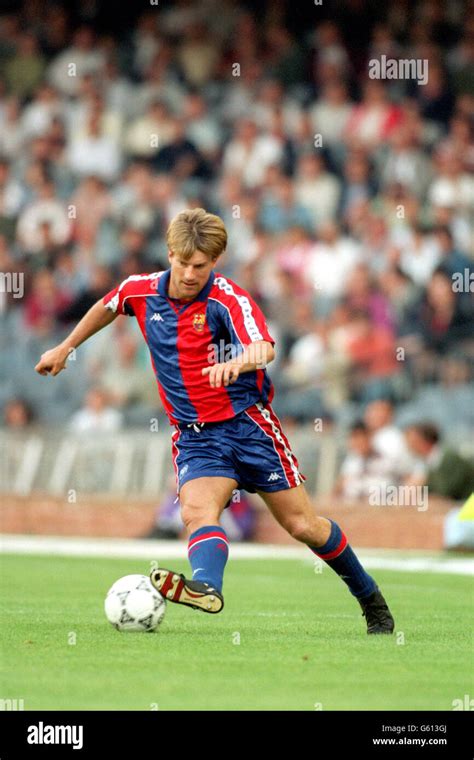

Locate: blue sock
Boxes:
[309,519,377,599]
[187,525,229,592]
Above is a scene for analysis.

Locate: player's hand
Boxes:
[202,361,242,388]
[35,344,71,376]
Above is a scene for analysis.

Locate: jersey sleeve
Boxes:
[213,277,275,346]
[103,278,136,316]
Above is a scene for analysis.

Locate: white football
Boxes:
[104,574,166,632]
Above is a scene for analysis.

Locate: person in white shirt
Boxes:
[47,26,105,97]
[16,180,70,253]
[67,111,122,183]
[69,387,123,434]
[364,399,415,479]
[429,149,474,213]
[309,80,352,147]
[399,224,441,287]
[294,152,341,227]
[222,118,282,189]
[306,221,361,313]
[336,421,400,500]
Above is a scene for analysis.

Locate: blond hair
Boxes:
[166,208,227,261]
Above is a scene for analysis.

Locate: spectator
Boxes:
[223,118,282,189]
[3,398,35,429]
[404,423,474,501]
[398,223,441,287]
[69,387,123,434]
[0,95,24,159]
[252,78,303,139]
[124,100,175,160]
[67,110,122,182]
[406,268,474,356]
[429,147,474,214]
[16,179,71,256]
[47,26,105,97]
[294,153,341,227]
[335,421,401,500]
[69,176,112,246]
[432,225,473,279]
[58,265,114,323]
[344,80,404,149]
[306,221,361,313]
[263,25,306,87]
[97,333,157,409]
[20,83,64,140]
[379,265,421,335]
[309,80,352,152]
[4,32,45,99]
[415,62,454,127]
[182,91,222,161]
[259,175,314,233]
[0,158,26,231]
[23,268,71,332]
[152,116,209,181]
[343,264,393,332]
[379,124,432,198]
[364,399,415,477]
[176,22,221,87]
[340,150,376,220]
[345,309,400,402]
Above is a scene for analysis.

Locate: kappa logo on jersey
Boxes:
[193,313,206,332]
[150,312,164,322]
[267,472,281,482]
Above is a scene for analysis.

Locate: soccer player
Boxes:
[35,208,394,634]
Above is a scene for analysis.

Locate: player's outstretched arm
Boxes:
[35,299,118,376]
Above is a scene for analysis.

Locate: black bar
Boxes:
[1,710,472,757]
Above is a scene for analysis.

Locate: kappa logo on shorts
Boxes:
[267,472,281,482]
[178,464,189,479]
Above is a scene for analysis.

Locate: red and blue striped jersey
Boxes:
[102,269,275,425]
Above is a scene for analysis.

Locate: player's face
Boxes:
[168,249,216,300]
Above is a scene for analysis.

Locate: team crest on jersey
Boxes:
[193,313,206,332]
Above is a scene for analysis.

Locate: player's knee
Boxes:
[284,516,313,543]
[181,502,219,533]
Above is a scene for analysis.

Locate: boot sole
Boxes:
[150,568,224,613]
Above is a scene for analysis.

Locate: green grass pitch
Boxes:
[1,552,472,710]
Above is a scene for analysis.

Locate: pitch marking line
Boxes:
[1,534,473,575]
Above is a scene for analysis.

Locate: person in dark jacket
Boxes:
[404,422,474,501]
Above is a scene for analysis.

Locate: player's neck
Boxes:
[167,282,194,302]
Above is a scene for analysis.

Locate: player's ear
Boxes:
[168,249,174,264]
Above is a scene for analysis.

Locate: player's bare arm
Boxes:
[35,299,118,376]
[202,340,275,388]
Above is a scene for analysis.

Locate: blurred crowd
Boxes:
[335,399,474,501]
[0,0,473,463]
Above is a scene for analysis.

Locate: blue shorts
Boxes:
[171,400,306,494]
